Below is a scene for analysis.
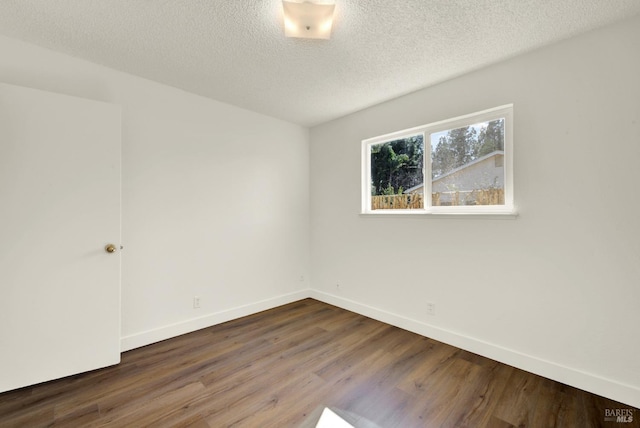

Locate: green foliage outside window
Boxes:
[370,135,423,196]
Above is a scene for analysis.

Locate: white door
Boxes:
[0,82,121,392]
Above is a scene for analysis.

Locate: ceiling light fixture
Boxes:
[282,1,336,40]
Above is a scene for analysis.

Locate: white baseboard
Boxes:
[120,289,311,352]
[309,290,640,409]
[120,288,640,408]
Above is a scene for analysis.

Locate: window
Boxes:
[370,134,425,209]
[362,105,514,215]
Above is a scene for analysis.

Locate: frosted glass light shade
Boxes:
[282,1,335,40]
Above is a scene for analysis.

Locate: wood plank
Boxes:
[0,299,637,427]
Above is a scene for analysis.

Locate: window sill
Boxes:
[359,210,518,219]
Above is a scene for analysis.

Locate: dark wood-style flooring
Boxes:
[0,299,637,427]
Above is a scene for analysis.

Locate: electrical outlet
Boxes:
[426,302,436,316]
[193,296,201,309]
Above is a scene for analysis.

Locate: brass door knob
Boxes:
[105,244,117,253]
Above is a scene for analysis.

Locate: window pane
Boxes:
[370,135,424,210]
[430,119,505,206]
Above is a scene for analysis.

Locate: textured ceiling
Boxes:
[0,1,639,126]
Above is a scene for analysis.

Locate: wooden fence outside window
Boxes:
[371,188,504,210]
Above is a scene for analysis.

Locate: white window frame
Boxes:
[361,104,515,216]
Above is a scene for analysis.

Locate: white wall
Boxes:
[310,15,640,407]
[0,35,311,350]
